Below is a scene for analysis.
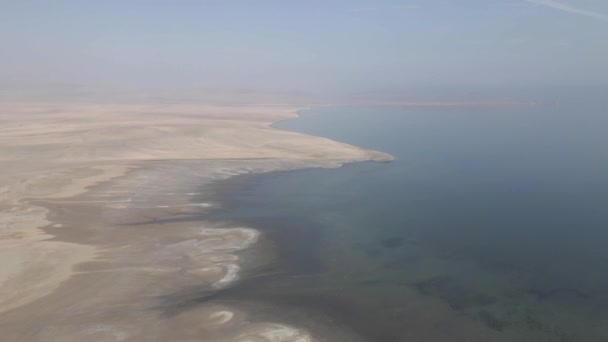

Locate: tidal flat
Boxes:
[0,100,390,341]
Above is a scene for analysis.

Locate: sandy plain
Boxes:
[0,100,391,341]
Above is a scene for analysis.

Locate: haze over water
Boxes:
[2,1,608,341]
[211,87,608,341]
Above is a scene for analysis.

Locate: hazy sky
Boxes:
[1,0,607,94]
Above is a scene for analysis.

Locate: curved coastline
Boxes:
[270,107,395,164]
[0,101,393,341]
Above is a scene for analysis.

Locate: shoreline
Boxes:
[0,101,393,341]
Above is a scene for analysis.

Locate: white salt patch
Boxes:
[198,228,259,250]
[238,324,313,342]
[52,224,63,228]
[209,310,234,325]
[212,263,240,288]
[151,203,212,208]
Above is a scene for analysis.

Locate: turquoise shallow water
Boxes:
[210,90,608,341]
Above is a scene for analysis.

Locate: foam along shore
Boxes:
[0,101,392,341]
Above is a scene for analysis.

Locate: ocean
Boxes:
[209,89,608,341]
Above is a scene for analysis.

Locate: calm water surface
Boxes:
[210,91,608,341]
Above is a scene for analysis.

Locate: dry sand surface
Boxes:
[0,101,392,341]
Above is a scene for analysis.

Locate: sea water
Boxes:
[210,88,608,341]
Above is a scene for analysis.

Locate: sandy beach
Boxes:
[0,100,392,341]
